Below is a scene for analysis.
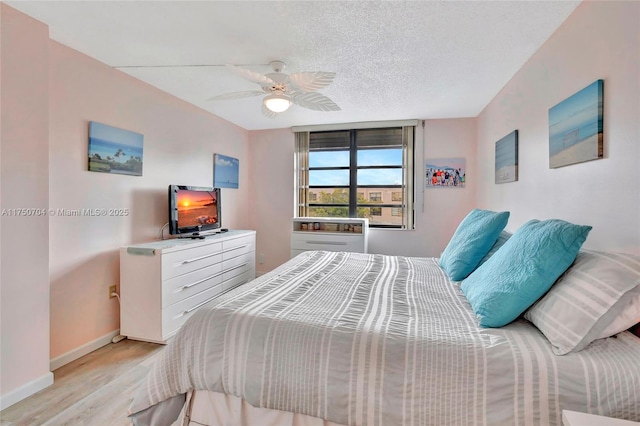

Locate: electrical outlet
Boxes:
[109,285,117,299]
[258,253,265,264]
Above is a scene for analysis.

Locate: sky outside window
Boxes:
[310,148,402,186]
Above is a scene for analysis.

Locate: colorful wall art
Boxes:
[426,158,466,188]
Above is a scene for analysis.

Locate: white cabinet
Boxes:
[291,217,368,258]
[120,230,255,343]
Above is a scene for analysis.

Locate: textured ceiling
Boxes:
[7,1,581,131]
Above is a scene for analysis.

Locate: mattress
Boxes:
[129,250,640,426]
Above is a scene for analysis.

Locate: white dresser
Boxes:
[291,217,369,258]
[120,230,255,343]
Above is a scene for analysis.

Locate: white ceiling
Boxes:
[7,1,581,131]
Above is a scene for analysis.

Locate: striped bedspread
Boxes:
[129,251,640,425]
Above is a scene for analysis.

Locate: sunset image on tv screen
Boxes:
[176,190,218,227]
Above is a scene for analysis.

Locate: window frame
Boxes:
[295,125,415,230]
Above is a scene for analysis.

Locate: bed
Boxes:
[129,248,640,426]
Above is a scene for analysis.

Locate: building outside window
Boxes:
[369,192,382,202]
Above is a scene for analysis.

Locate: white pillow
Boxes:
[525,250,640,355]
[597,291,640,339]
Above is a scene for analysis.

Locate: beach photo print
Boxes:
[214,153,239,189]
[426,158,466,188]
[549,79,603,168]
[88,121,144,176]
[495,130,518,184]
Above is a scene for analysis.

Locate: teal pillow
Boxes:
[476,230,512,268]
[461,219,592,328]
[439,209,510,281]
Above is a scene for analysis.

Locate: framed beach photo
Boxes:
[426,158,465,188]
[214,153,239,189]
[549,80,603,168]
[88,122,143,176]
[495,130,518,184]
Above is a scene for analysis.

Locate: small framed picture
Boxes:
[426,158,465,188]
[549,79,603,168]
[495,130,518,184]
[214,153,239,188]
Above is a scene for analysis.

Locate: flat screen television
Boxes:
[168,185,221,237]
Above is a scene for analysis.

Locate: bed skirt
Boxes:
[182,391,348,426]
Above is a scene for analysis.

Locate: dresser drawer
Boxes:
[291,233,363,252]
[162,262,224,308]
[222,235,254,260]
[162,283,224,339]
[162,242,223,280]
[223,269,254,292]
[222,252,254,280]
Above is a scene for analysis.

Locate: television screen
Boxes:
[169,185,221,236]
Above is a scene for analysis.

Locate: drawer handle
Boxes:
[183,295,219,315]
[305,241,347,246]
[181,263,249,291]
[223,244,248,253]
[181,252,219,265]
[181,271,224,290]
[225,262,248,272]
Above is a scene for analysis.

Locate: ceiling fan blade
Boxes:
[225,64,275,86]
[288,72,336,92]
[291,92,341,112]
[206,91,264,101]
[261,103,278,119]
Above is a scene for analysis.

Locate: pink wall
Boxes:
[248,129,295,275]
[1,5,252,406]
[476,1,640,253]
[1,4,53,407]
[414,119,478,257]
[48,41,251,360]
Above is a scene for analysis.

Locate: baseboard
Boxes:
[0,371,54,411]
[49,329,120,371]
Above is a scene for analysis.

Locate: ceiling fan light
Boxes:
[264,94,292,113]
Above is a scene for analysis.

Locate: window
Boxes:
[295,125,415,229]
[369,192,382,202]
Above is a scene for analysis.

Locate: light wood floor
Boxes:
[0,339,166,426]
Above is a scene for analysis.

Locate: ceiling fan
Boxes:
[207,61,340,118]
